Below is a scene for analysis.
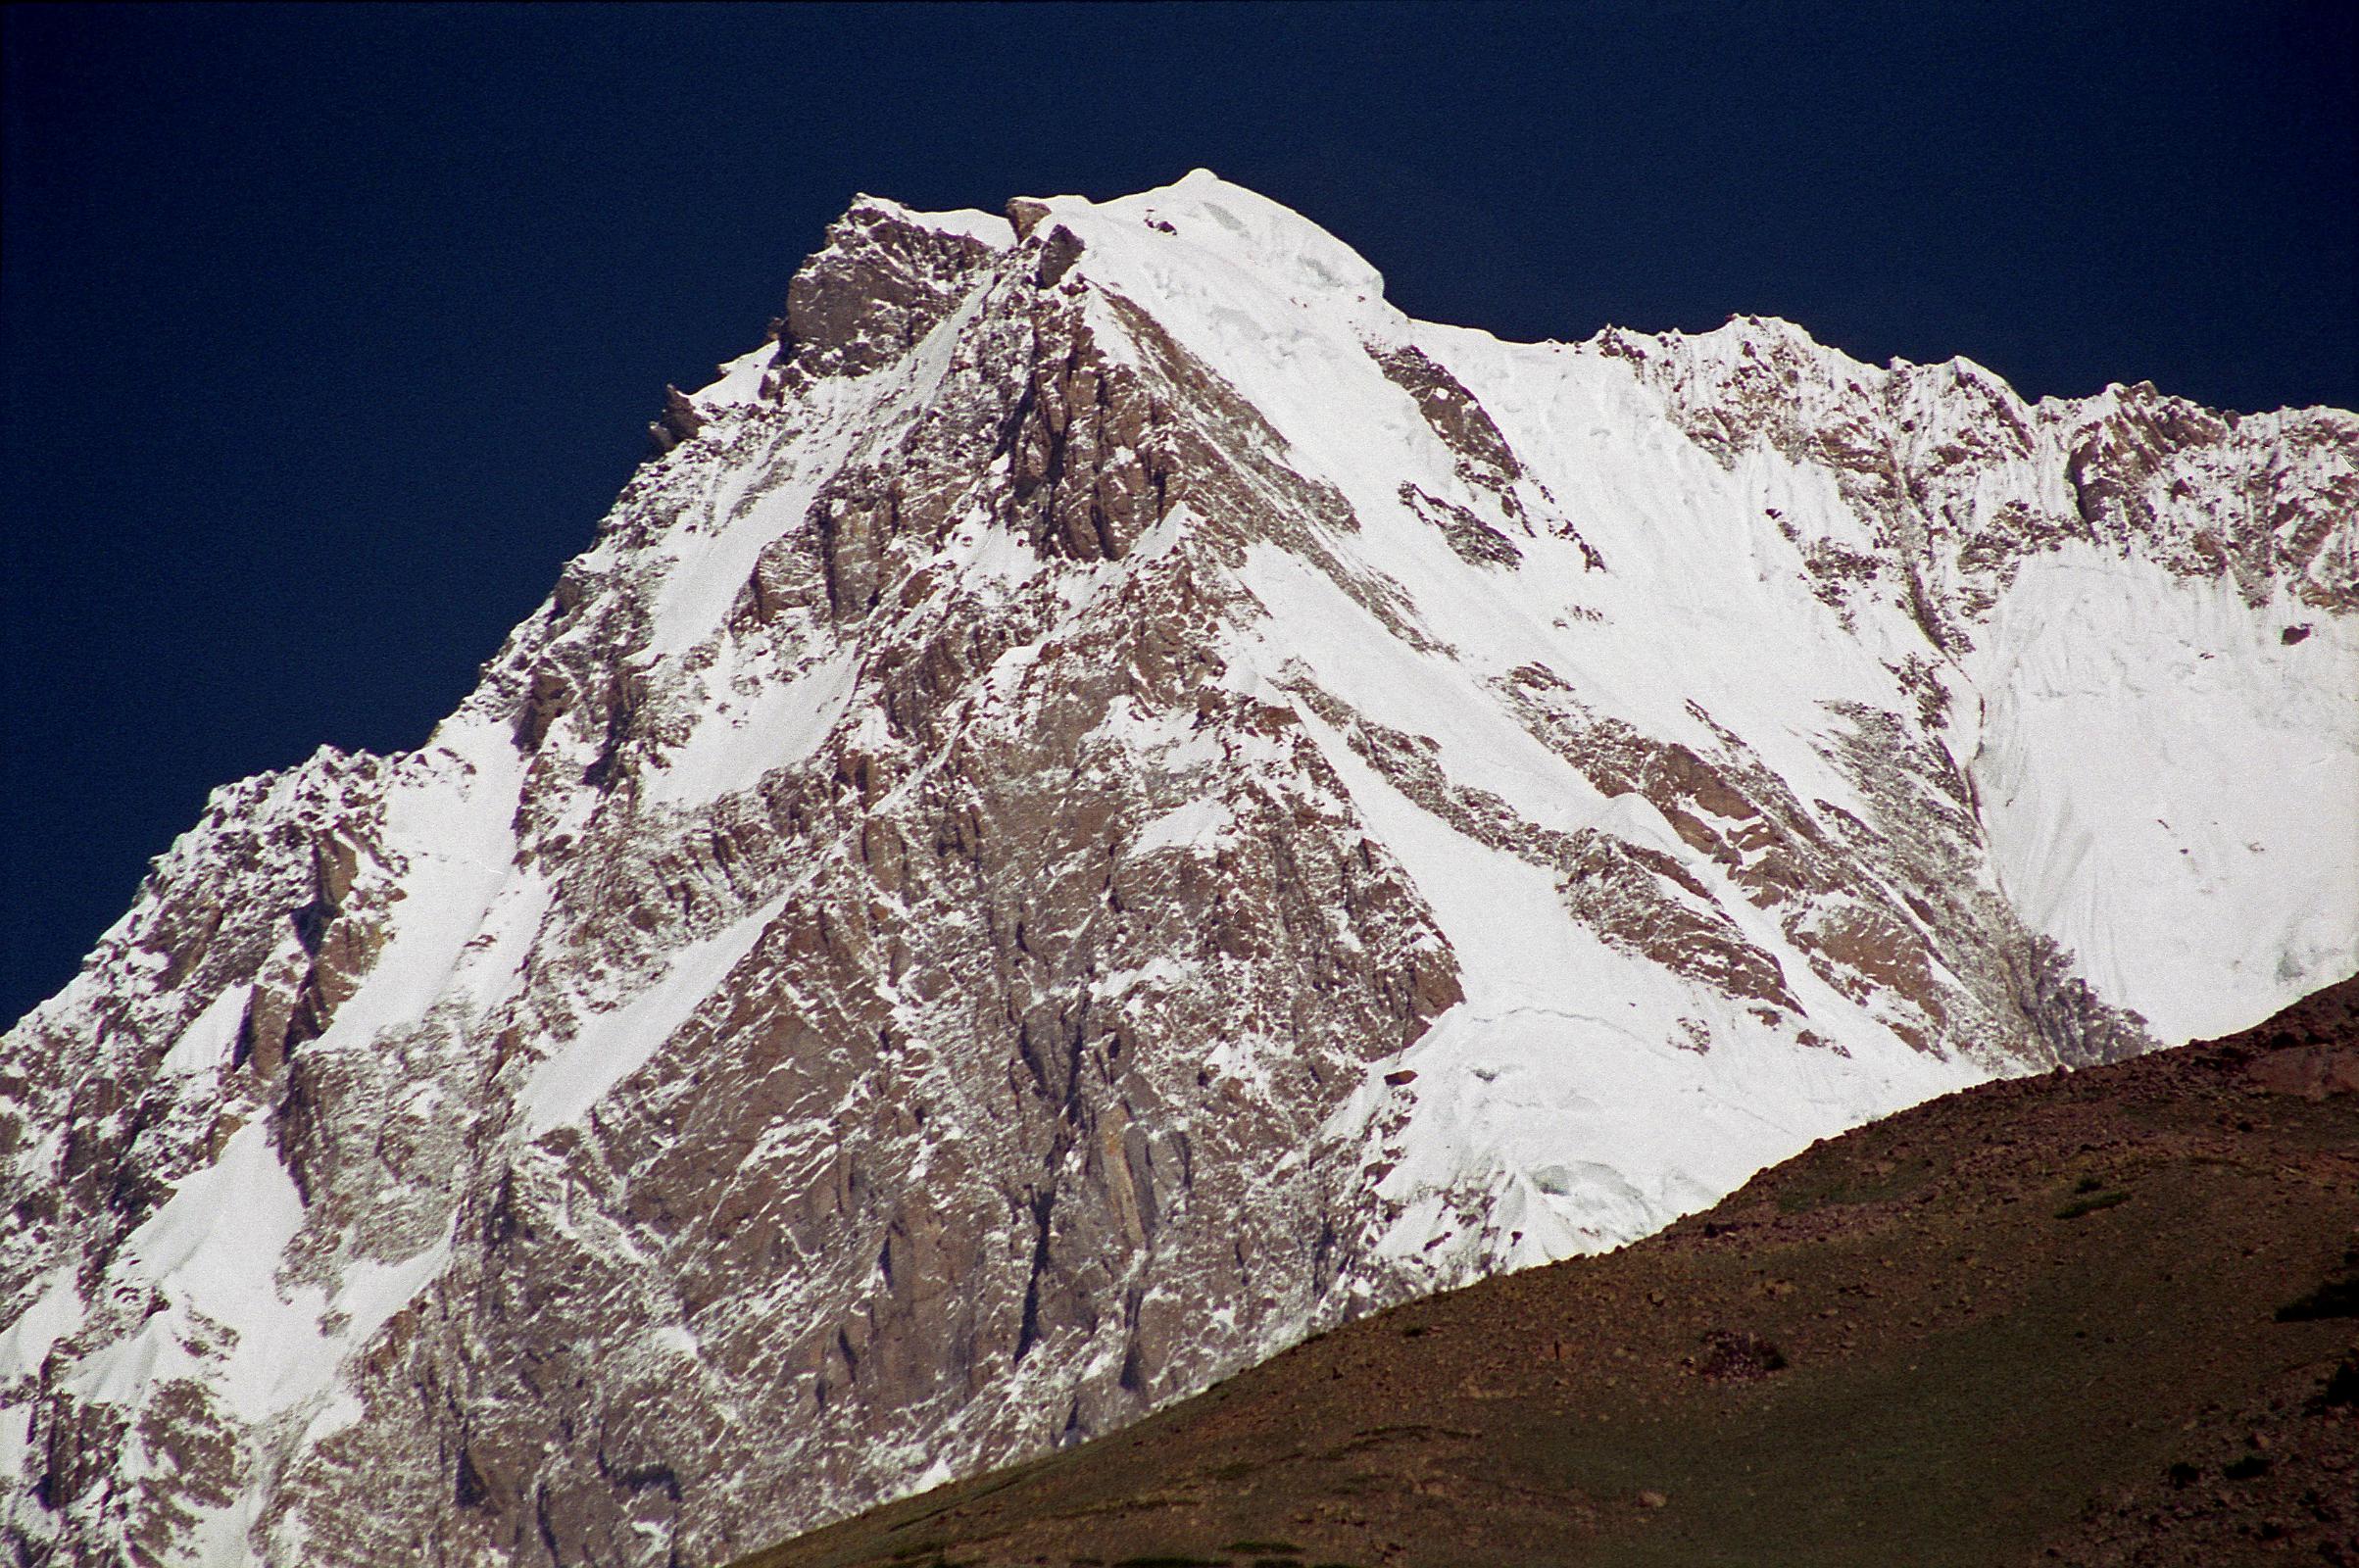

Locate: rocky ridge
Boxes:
[3,172,2354,1567]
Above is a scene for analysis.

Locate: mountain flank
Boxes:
[742,973,2359,1568]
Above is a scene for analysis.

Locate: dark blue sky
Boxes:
[4,2,2353,1024]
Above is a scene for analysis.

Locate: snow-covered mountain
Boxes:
[5,171,2353,1567]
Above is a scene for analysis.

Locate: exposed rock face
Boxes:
[779,199,1008,380]
[5,171,2355,1567]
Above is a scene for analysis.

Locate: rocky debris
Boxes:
[3,175,2351,1568]
[1689,1327,1789,1381]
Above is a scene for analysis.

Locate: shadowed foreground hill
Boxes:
[742,974,2359,1568]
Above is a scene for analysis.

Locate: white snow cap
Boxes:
[860,193,1016,249]
[1001,170,1392,317]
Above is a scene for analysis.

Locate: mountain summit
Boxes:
[5,172,2354,1567]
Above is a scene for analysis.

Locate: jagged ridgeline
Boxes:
[5,172,2354,1567]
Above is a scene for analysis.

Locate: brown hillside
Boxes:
[740,974,2359,1568]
